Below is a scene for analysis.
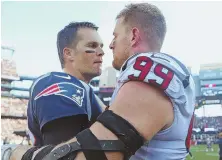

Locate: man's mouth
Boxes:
[94,61,103,64]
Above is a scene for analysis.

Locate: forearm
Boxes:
[10,145,55,160]
[50,121,123,160]
[9,120,121,160]
[76,122,123,160]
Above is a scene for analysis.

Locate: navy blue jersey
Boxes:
[27,72,103,146]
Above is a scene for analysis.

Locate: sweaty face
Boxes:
[109,18,132,70]
[72,28,104,79]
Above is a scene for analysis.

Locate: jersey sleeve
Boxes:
[29,78,88,131]
[27,100,43,146]
[120,53,190,105]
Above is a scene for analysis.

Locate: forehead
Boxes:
[77,28,103,44]
[114,17,127,33]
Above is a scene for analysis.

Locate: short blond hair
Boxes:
[116,3,166,51]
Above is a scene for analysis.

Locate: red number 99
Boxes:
[128,56,174,90]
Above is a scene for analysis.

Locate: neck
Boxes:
[63,67,91,84]
[131,42,159,57]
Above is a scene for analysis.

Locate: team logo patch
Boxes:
[34,82,84,107]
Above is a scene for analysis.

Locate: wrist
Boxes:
[21,146,39,160]
[9,145,32,160]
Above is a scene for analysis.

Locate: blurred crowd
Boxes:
[1,98,28,117]
[1,98,28,145]
[1,119,28,145]
[194,116,222,130]
[1,59,19,78]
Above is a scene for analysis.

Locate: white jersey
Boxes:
[206,138,212,145]
[110,52,195,160]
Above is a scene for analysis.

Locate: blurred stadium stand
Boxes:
[1,46,36,145]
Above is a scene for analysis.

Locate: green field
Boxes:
[186,144,220,160]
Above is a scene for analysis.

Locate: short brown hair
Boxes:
[116,3,166,51]
[57,22,98,68]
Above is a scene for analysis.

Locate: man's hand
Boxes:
[1,144,19,160]
[9,145,32,160]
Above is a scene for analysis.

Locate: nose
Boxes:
[97,47,105,56]
[109,40,114,50]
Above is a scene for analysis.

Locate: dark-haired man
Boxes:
[2,21,106,160]
[27,21,106,146]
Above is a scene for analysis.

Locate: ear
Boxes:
[63,47,75,61]
[131,27,140,47]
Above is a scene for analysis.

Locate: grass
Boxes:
[186,144,220,160]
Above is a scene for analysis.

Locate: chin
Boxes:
[112,61,121,71]
[94,70,102,76]
[97,72,102,76]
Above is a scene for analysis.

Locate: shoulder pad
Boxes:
[119,52,190,100]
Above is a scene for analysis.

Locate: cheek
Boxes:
[114,38,129,56]
[83,54,95,67]
[76,54,90,68]
[118,36,129,49]
[113,39,122,54]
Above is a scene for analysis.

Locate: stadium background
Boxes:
[1,1,222,160]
